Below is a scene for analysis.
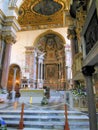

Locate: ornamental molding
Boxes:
[0,10,20,38]
[0,9,5,22]
[1,16,20,38]
[18,0,67,30]
[67,27,76,40]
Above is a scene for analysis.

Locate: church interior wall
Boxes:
[10,27,70,69]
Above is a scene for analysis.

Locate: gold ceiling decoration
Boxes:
[18,0,67,30]
[32,0,63,16]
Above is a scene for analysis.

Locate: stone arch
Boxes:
[32,30,66,90]
[33,30,66,47]
[7,63,21,91]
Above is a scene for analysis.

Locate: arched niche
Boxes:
[7,64,21,91]
[34,30,66,47]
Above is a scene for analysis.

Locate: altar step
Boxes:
[0,110,89,130]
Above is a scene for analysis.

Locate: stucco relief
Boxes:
[37,33,64,61]
[18,0,65,30]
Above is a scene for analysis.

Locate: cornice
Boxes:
[0,9,21,39]
[0,9,5,20]
[1,16,21,39]
[4,16,21,31]
[8,0,18,8]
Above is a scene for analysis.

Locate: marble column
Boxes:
[0,37,6,87]
[35,57,38,88]
[82,65,97,130]
[38,60,40,81]
[44,64,45,80]
[43,64,44,80]
[1,36,15,89]
[12,67,17,102]
[41,63,43,81]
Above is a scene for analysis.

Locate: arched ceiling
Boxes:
[34,32,65,62]
[17,0,88,31]
[18,0,70,30]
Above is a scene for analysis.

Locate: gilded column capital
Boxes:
[67,28,76,40]
[4,35,16,44]
[82,65,95,76]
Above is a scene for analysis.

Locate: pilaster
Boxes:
[82,65,97,130]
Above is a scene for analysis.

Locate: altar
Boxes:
[19,89,45,104]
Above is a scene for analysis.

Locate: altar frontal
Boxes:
[19,89,44,104]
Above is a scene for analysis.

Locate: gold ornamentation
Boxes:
[4,35,16,44]
[18,0,66,30]
[18,7,25,16]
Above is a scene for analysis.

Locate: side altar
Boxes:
[19,89,45,104]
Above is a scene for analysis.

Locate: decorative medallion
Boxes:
[31,0,63,16]
[18,7,25,16]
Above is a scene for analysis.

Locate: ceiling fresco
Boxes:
[32,0,62,16]
[18,0,69,30]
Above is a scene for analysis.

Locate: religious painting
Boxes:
[32,0,62,16]
[46,51,55,60]
[46,64,58,80]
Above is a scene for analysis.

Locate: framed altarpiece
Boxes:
[44,64,58,89]
[45,64,58,81]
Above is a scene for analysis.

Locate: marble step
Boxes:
[0,110,89,130]
[7,127,89,130]
[1,114,88,122]
[6,120,64,128]
[0,109,88,115]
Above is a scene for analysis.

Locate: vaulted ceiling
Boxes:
[18,0,71,30]
[18,0,88,31]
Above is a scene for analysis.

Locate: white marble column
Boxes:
[44,64,45,80]
[41,63,43,81]
[38,59,40,81]
[12,67,17,102]
[35,57,38,88]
